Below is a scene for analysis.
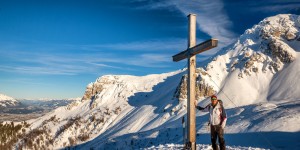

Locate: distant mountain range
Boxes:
[0,93,80,114]
[17,97,82,101]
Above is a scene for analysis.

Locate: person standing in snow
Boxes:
[194,95,227,150]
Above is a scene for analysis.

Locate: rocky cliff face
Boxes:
[241,14,298,75]
[82,77,111,101]
[173,70,215,102]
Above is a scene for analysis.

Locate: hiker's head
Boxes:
[211,95,218,106]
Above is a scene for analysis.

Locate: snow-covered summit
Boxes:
[0,93,15,101]
[0,93,19,107]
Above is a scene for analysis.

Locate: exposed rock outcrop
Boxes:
[82,76,118,101]
[173,70,216,101]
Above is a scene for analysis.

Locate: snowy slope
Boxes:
[145,144,268,150]
[0,93,20,107]
[19,70,186,149]
[15,14,300,150]
[75,98,300,150]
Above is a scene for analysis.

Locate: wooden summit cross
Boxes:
[172,14,218,150]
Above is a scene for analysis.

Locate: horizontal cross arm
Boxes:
[189,38,218,56]
[172,49,189,62]
[172,39,218,62]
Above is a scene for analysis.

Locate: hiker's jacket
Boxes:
[196,101,227,127]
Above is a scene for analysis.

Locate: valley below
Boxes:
[0,100,75,122]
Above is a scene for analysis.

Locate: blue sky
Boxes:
[0,0,299,99]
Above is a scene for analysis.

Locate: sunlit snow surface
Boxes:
[145,144,268,150]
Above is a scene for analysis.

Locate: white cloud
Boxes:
[251,4,300,12]
[140,54,170,62]
[78,38,187,52]
[0,78,48,85]
[138,0,238,55]
[177,0,237,42]
[0,65,86,75]
[124,53,172,68]
[0,45,179,75]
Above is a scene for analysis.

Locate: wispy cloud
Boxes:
[87,63,123,69]
[137,0,238,55]
[0,77,50,86]
[175,0,236,40]
[0,40,181,75]
[86,53,173,68]
[0,64,87,75]
[124,53,172,68]
[251,3,300,13]
[77,38,187,52]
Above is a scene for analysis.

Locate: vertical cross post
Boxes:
[187,14,196,150]
[172,13,218,150]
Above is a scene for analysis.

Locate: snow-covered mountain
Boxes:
[0,93,20,107]
[194,14,300,108]
[13,14,300,150]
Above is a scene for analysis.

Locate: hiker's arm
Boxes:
[195,103,210,112]
[196,106,205,110]
[220,105,227,128]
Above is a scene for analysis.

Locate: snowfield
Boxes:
[12,14,300,150]
[74,100,299,150]
[145,144,268,150]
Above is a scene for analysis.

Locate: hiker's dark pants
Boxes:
[211,125,225,150]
